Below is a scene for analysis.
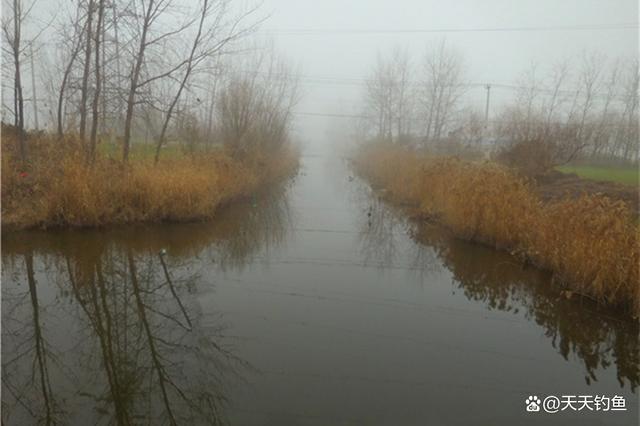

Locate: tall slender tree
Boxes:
[78,0,95,144]
[88,0,105,163]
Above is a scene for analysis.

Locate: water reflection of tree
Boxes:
[360,197,639,391]
[75,248,249,424]
[4,199,287,426]
[3,246,249,425]
[2,253,66,425]
[2,185,294,424]
[210,186,293,272]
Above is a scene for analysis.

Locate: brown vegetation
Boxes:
[2,128,298,229]
[354,143,639,316]
[536,170,639,216]
[495,138,559,176]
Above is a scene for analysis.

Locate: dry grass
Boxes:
[2,128,298,229]
[354,143,639,316]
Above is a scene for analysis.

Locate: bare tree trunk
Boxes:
[101,19,107,136]
[122,0,154,163]
[542,63,568,143]
[79,0,95,144]
[154,0,210,164]
[206,66,219,140]
[128,251,178,424]
[57,10,86,138]
[25,252,55,425]
[112,3,123,136]
[206,57,224,141]
[12,0,27,165]
[88,0,105,164]
[29,43,38,130]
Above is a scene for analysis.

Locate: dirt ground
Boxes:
[535,170,639,216]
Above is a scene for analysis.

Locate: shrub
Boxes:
[496,139,555,176]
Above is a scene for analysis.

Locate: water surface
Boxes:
[2,154,638,425]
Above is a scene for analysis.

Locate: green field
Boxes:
[97,140,219,161]
[556,165,639,186]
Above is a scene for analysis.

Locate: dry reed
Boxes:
[354,143,639,316]
[2,130,298,229]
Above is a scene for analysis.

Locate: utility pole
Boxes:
[30,42,38,130]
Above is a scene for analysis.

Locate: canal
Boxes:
[2,151,638,425]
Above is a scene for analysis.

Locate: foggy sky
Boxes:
[254,0,638,149]
[6,0,639,151]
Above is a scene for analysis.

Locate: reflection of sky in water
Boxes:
[2,155,638,425]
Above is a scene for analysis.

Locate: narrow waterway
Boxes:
[2,152,638,425]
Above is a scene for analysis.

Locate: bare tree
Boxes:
[121,0,160,163]
[590,60,620,157]
[153,0,256,163]
[617,58,639,160]
[56,3,86,138]
[571,53,604,143]
[217,49,299,157]
[549,52,605,164]
[78,0,95,144]
[205,56,224,140]
[458,108,485,148]
[364,52,394,141]
[541,61,569,142]
[391,47,413,141]
[88,0,105,163]
[494,52,640,172]
[363,47,413,143]
[508,62,542,142]
[419,39,465,142]
[1,0,34,165]
[120,0,257,162]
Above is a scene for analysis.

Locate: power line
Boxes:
[294,111,369,119]
[292,111,635,126]
[236,70,630,100]
[261,23,639,35]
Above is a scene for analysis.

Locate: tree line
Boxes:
[361,40,639,165]
[2,0,299,167]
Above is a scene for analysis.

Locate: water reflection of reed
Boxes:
[210,186,292,272]
[1,185,292,425]
[357,197,402,269]
[361,198,639,392]
[2,183,292,269]
[356,195,440,279]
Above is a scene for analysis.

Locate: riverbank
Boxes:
[536,169,639,216]
[2,130,298,230]
[353,143,639,317]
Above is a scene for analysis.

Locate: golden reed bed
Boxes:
[354,143,639,317]
[2,132,298,229]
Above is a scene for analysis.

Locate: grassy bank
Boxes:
[2,131,298,229]
[556,164,639,186]
[354,143,639,316]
